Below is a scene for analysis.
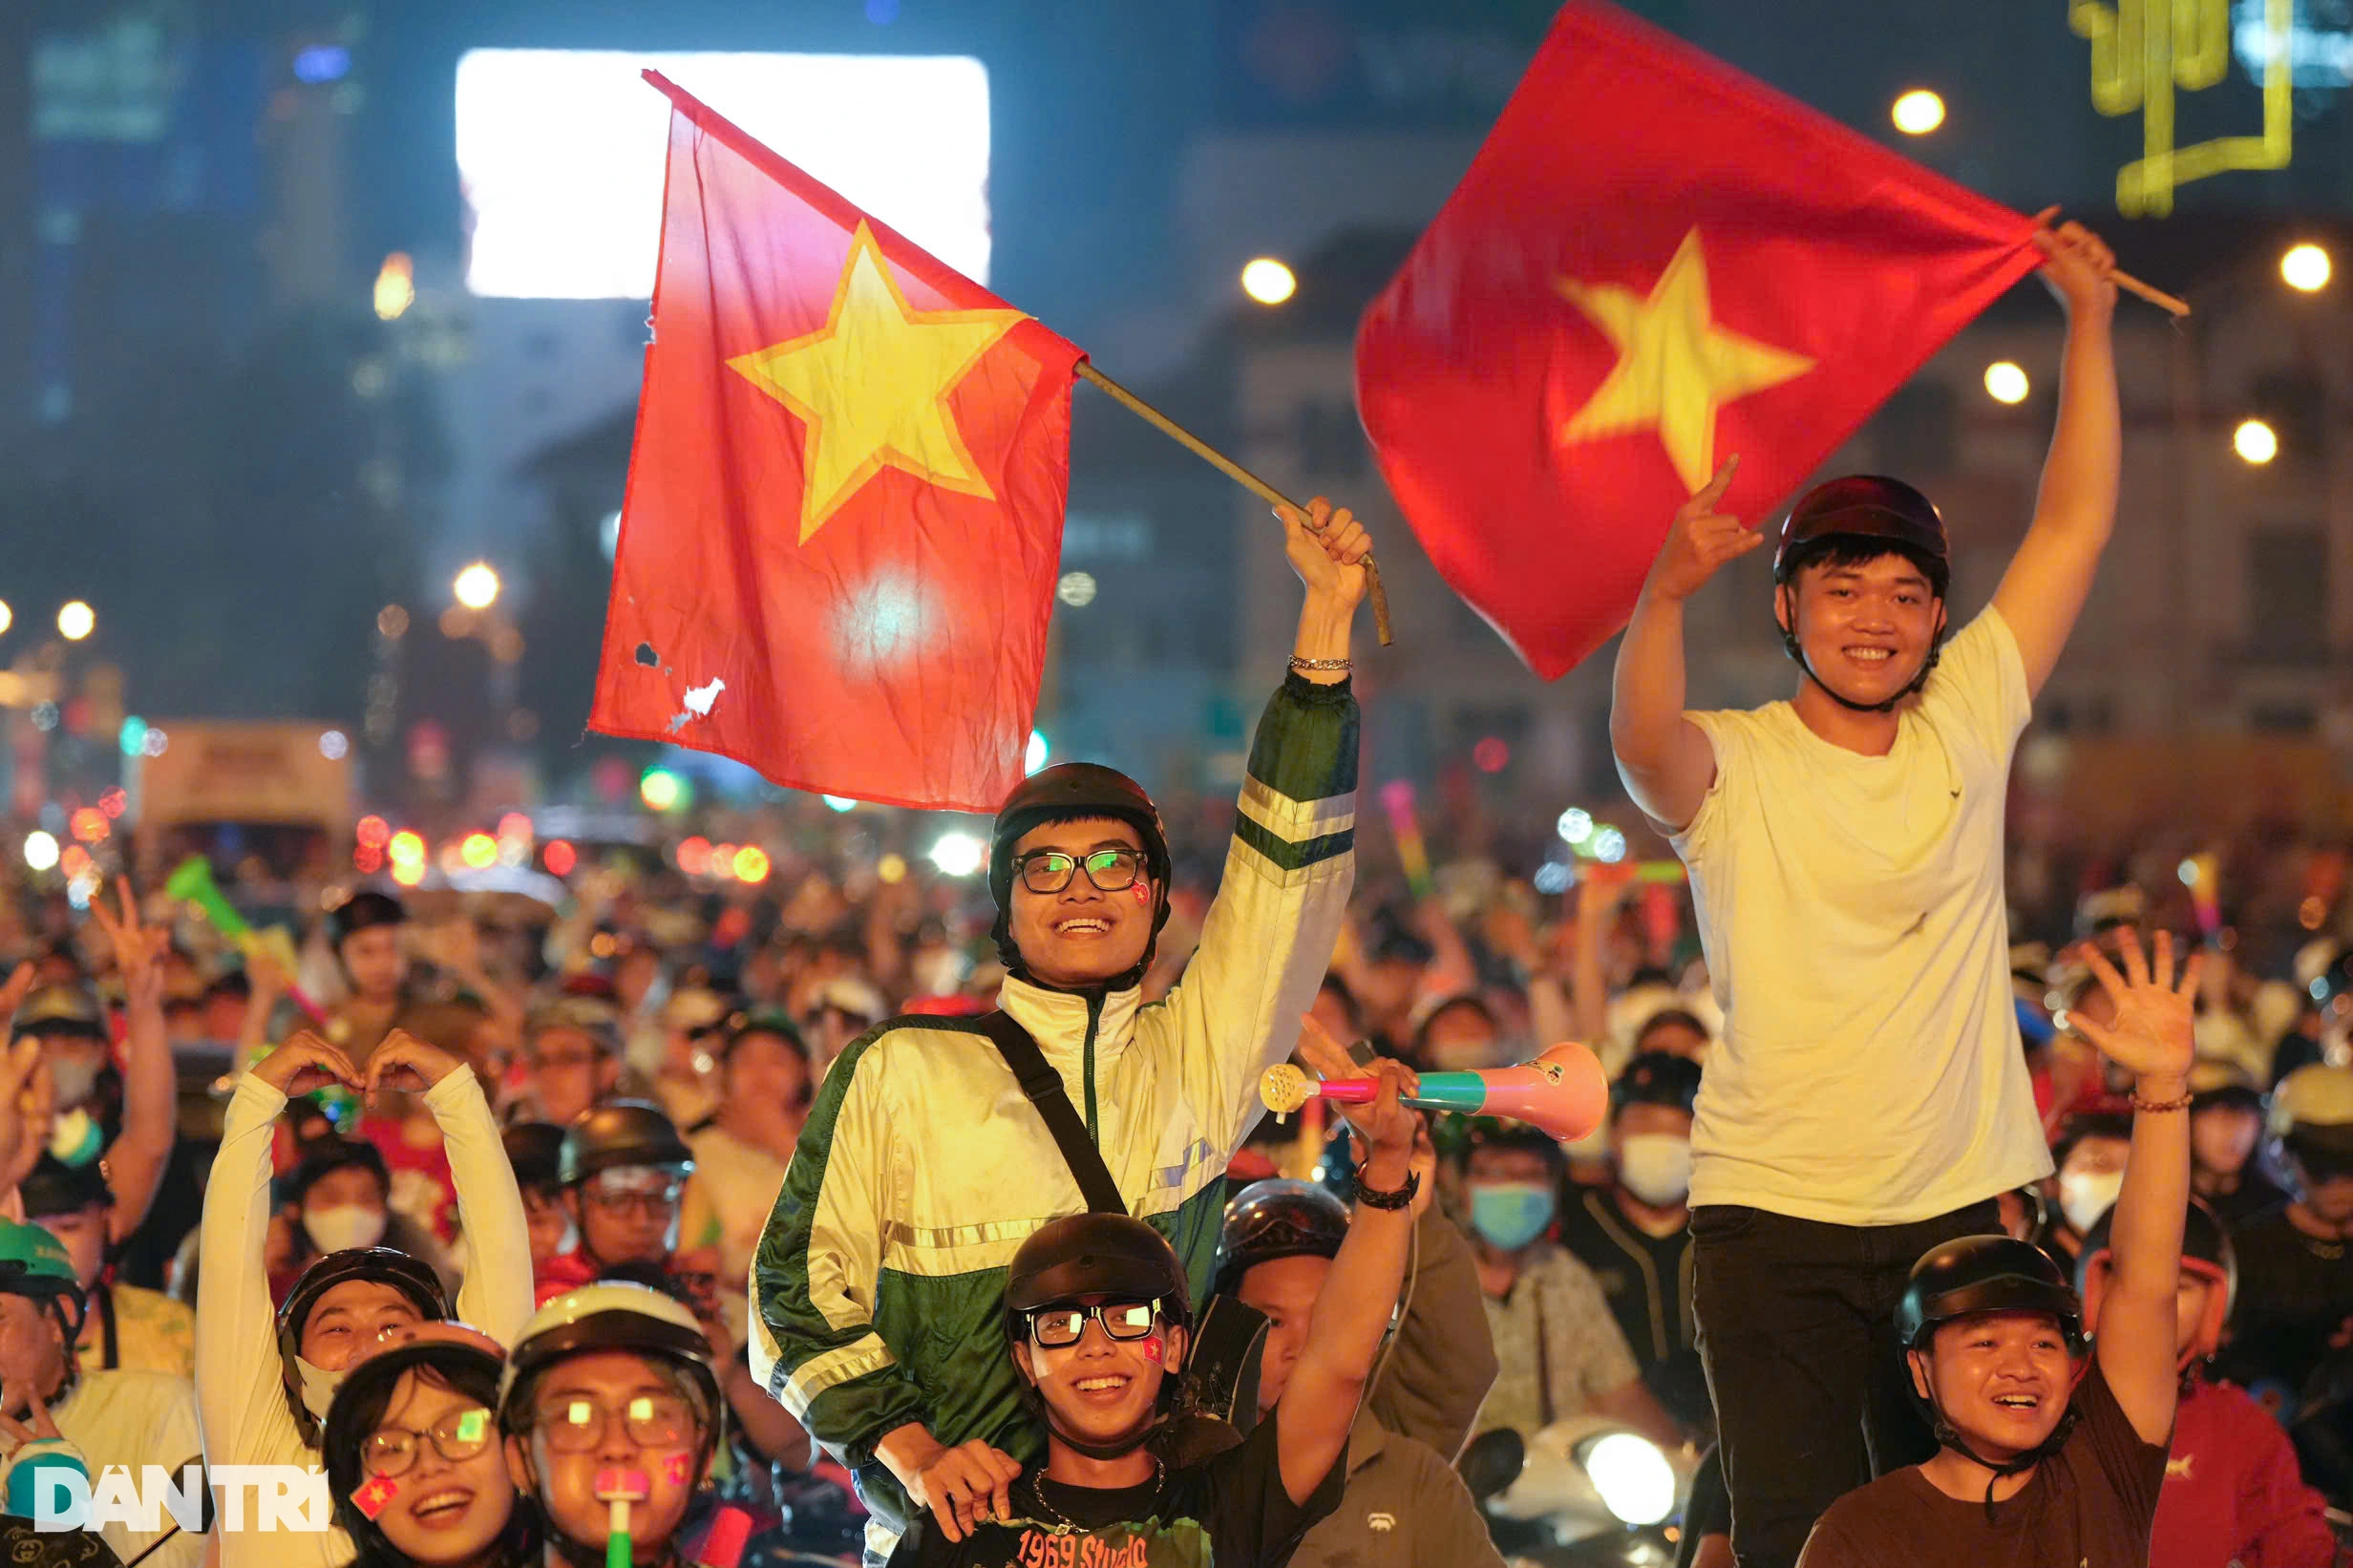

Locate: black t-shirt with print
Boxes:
[890,1413,1342,1568]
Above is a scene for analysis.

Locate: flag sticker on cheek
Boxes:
[1140,1334,1163,1364]
[1132,882,1151,907]
[662,1452,692,1487]
[353,1476,399,1520]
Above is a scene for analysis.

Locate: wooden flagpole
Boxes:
[1077,362,1394,646]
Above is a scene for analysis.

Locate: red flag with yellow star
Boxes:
[1355,0,2045,680]
[590,73,1083,812]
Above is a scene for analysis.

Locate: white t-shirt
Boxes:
[55,1367,203,1568]
[1671,607,2053,1224]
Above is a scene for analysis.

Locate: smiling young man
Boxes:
[1606,221,2124,1568]
[755,498,1372,1565]
[887,1060,1421,1568]
[1796,930,2198,1567]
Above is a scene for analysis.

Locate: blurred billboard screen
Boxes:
[456,50,992,299]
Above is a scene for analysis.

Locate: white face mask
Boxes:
[2058,1169,2125,1234]
[303,1204,389,1254]
[295,1356,345,1425]
[46,1055,100,1112]
[1617,1134,1694,1207]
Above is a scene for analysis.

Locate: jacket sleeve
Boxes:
[2237,1406,2341,1568]
[1367,1206,1500,1461]
[749,1031,926,1468]
[435,1069,533,1347]
[1164,674,1359,1151]
[194,1075,303,1468]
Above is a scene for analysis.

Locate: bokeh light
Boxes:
[453,562,501,610]
[460,832,498,870]
[23,833,58,872]
[734,845,772,883]
[2281,243,2332,292]
[1890,89,1945,135]
[640,767,685,813]
[929,832,986,877]
[543,839,578,877]
[1240,257,1297,305]
[57,602,95,641]
[2234,417,2279,465]
[1983,361,2029,404]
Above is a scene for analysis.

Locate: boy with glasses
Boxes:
[756,498,1375,1564]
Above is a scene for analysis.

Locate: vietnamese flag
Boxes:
[1355,0,2046,681]
[590,73,1083,812]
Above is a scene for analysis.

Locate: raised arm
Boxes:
[1611,459,1748,832]
[196,1032,362,1465]
[368,1031,533,1346]
[1163,498,1365,1148]
[1276,1054,1420,1505]
[1991,218,2120,698]
[87,882,174,1241]
[2067,931,2198,1447]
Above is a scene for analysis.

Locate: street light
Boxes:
[1240,257,1297,307]
[1891,89,1945,136]
[56,602,95,641]
[1983,361,2030,404]
[453,562,500,610]
[0,601,11,637]
[2280,243,2332,293]
[2234,417,2279,465]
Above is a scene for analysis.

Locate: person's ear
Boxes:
[1013,1341,1036,1389]
[1907,1347,1933,1404]
[1162,1324,1189,1377]
[1773,582,1795,635]
[504,1434,538,1495]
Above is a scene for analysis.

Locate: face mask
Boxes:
[2058,1170,2124,1234]
[47,1109,102,1168]
[46,1056,99,1112]
[295,1356,345,1424]
[1470,1182,1556,1251]
[303,1204,389,1254]
[1617,1134,1694,1207]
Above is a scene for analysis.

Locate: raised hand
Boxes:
[1295,1013,1422,1153]
[2067,930,2198,1087]
[1643,456,1757,604]
[0,964,33,1034]
[251,1031,364,1099]
[88,877,164,1012]
[1280,496,1372,610]
[365,1029,464,1098]
[2031,208,2118,319]
[0,1038,48,1195]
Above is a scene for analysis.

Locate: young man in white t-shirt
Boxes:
[1607,218,2121,1568]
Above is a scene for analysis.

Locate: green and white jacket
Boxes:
[749,674,1358,1553]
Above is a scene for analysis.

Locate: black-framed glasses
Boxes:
[362,1407,496,1476]
[1025,1298,1164,1349]
[1012,848,1145,895]
[533,1392,697,1454]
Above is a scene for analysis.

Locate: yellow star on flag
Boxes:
[1555,227,1815,493]
[729,222,1027,543]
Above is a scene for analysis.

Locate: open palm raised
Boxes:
[2067,929,2199,1084]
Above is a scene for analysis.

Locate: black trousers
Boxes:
[1690,1198,2002,1568]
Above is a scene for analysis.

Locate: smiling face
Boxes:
[365,1368,515,1566]
[1012,1295,1186,1452]
[508,1350,706,1564]
[1777,550,1945,708]
[1007,818,1157,989]
[1911,1310,2075,1461]
[301,1279,426,1370]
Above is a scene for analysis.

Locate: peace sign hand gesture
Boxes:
[88,877,165,1013]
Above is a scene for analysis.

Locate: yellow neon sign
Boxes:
[2069,0,2294,215]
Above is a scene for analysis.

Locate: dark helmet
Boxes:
[17,1155,112,1221]
[1611,1050,1703,1118]
[987,763,1173,984]
[503,1121,568,1195]
[2076,1197,2235,1366]
[1006,1214,1191,1334]
[322,1324,511,1546]
[1897,1235,2084,1354]
[1771,476,1953,713]
[558,1100,692,1188]
[1773,476,1951,594]
[2269,1065,2353,1192]
[329,891,408,949]
[1214,1179,1349,1298]
[10,984,107,1044]
[275,1247,451,1446]
[0,1218,88,1338]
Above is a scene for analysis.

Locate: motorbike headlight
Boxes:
[1574,1431,1676,1526]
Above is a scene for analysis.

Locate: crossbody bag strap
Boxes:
[976,1010,1127,1216]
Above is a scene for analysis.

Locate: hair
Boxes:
[278,1136,391,1211]
[1633,1008,1709,1050]
[1784,537,1949,600]
[1412,994,1497,1056]
[328,1351,540,1568]
[2051,1112,2135,1168]
[1316,972,1363,1035]
[1462,1124,1567,1180]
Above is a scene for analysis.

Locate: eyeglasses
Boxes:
[583,1183,683,1218]
[1025,1298,1163,1349]
[532,1392,696,1454]
[1012,848,1145,896]
[362,1407,495,1476]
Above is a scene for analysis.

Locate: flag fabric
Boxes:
[1355,0,2046,681]
[590,72,1084,813]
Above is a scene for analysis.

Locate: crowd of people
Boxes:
[0,217,2346,1568]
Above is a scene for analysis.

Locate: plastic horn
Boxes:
[594,1468,649,1568]
[165,856,329,1025]
[1261,1041,1608,1144]
[1577,859,1685,888]
[1378,780,1434,900]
